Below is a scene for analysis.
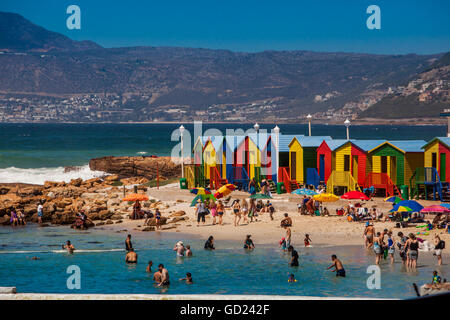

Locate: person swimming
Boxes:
[62,240,75,254]
[157,264,170,287]
[125,248,138,263]
[288,273,297,283]
[243,235,255,250]
[179,272,193,284]
[304,234,312,247]
[185,245,193,257]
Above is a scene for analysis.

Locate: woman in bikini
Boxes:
[232,200,241,226]
[241,199,249,224]
[209,199,218,225]
[373,232,383,265]
[216,200,224,226]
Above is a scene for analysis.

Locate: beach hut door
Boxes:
[390,157,397,184]
[432,153,437,169]
[319,155,325,181]
[352,156,358,182]
[440,153,446,181]
[291,152,297,180]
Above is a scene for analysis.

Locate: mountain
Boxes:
[0,11,445,122]
[359,52,450,119]
[0,11,101,52]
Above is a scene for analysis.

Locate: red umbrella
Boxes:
[341,191,370,200]
[420,205,450,214]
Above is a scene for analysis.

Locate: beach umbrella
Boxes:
[190,187,211,195]
[420,205,450,214]
[122,193,149,202]
[190,194,216,207]
[394,200,424,213]
[396,206,413,212]
[313,193,340,202]
[291,188,318,196]
[384,196,402,204]
[214,184,236,199]
[250,193,272,199]
[341,191,370,200]
[439,203,450,209]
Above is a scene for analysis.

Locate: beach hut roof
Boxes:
[388,140,427,153]
[224,135,246,151]
[325,139,355,151]
[422,137,450,149]
[352,140,387,152]
[278,134,305,152]
[247,132,272,150]
[297,136,333,147]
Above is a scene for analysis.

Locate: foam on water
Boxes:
[0,165,106,185]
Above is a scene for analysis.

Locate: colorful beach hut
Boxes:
[367,140,425,186]
[422,137,450,182]
[288,136,332,186]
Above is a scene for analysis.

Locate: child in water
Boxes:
[304,234,312,247]
[179,272,193,284]
[279,237,287,251]
[288,273,297,283]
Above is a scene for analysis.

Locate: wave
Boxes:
[0,165,106,185]
[136,151,147,155]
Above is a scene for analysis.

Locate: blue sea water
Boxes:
[0,225,446,298]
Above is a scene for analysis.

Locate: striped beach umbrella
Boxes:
[214,184,236,199]
[384,196,402,204]
[190,187,211,195]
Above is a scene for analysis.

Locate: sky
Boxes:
[1,0,449,54]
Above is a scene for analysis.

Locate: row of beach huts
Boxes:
[182,133,450,201]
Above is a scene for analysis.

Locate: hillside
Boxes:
[359,52,450,119]
[0,11,444,122]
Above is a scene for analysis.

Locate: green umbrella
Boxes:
[190,194,216,206]
[250,193,272,199]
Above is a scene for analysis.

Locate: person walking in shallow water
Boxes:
[327,254,345,277]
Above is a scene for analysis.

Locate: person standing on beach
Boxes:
[232,199,241,226]
[125,234,133,251]
[209,199,218,225]
[434,235,445,266]
[217,200,224,225]
[195,200,207,227]
[37,202,43,224]
[155,208,162,230]
[241,199,249,224]
[157,264,170,286]
[249,198,256,222]
[363,222,375,249]
[327,255,345,277]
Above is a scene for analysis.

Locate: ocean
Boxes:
[0,123,446,184]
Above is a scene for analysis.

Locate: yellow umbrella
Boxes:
[214,184,236,199]
[313,193,340,202]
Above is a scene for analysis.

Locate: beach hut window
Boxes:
[344,155,350,172]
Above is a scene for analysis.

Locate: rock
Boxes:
[142,226,155,231]
[0,215,10,225]
[104,174,120,182]
[115,220,123,224]
[106,198,121,208]
[44,181,59,189]
[176,199,184,203]
[161,225,176,230]
[145,216,167,226]
[170,216,186,223]
[0,187,10,195]
[89,156,181,180]
[170,210,186,217]
[110,214,122,220]
[69,178,83,187]
[89,210,113,221]
[95,222,105,226]
[46,191,55,199]
[105,220,114,225]
[17,187,43,197]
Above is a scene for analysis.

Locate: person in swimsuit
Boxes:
[434,235,445,266]
[146,261,153,273]
[284,225,292,248]
[279,237,287,251]
[288,246,299,267]
[37,202,43,224]
[17,209,26,225]
[280,213,292,228]
[216,200,224,225]
[209,199,218,225]
[304,234,312,247]
[125,234,133,251]
[62,240,75,254]
[125,248,138,263]
[232,200,241,226]
[173,241,185,256]
[185,245,193,256]
[327,255,345,277]
[179,272,193,284]
[204,236,215,250]
[405,233,419,269]
[241,199,249,224]
[244,235,255,250]
[249,198,257,223]
[155,209,162,230]
[288,273,297,283]
[387,231,395,264]
[364,222,375,249]
[153,270,162,283]
[10,209,18,226]
[397,232,408,265]
[157,264,170,286]
[373,232,382,265]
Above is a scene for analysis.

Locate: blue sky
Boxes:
[1,0,449,54]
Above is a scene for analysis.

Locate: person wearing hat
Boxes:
[363,222,375,249]
[195,199,207,227]
[173,241,185,257]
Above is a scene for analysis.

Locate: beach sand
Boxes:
[98,183,450,262]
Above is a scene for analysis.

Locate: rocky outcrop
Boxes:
[89,156,181,180]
